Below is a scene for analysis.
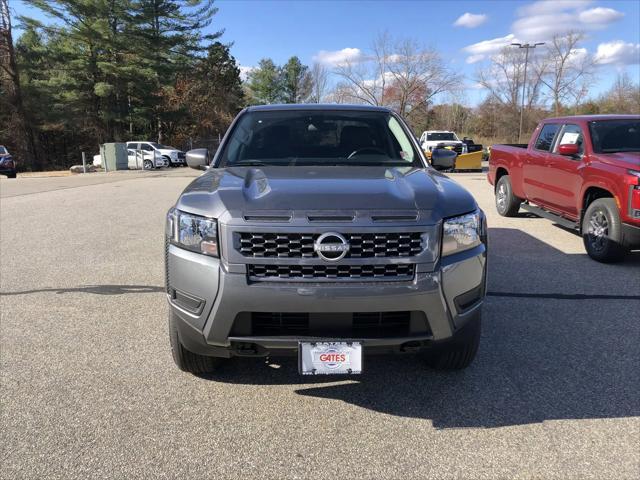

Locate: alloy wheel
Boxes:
[587,209,609,252]
[496,184,507,211]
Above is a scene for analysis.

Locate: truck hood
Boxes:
[598,152,640,170]
[176,166,478,223]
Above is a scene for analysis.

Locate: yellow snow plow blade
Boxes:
[454,151,482,171]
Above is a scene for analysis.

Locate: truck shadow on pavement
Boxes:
[0,284,164,296]
[205,228,640,429]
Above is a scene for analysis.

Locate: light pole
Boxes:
[512,42,544,143]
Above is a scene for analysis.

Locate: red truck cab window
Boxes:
[534,124,560,151]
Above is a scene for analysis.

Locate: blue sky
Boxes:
[12,0,640,106]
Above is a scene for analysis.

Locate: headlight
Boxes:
[442,211,482,256]
[166,208,219,257]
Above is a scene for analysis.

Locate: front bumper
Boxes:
[167,244,487,358]
[622,222,640,249]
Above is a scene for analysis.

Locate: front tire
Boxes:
[495,175,521,217]
[424,314,481,370]
[582,198,626,263]
[163,155,173,167]
[168,311,223,374]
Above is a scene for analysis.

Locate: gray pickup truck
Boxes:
[165,104,487,375]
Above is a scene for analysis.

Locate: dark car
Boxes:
[0,146,17,178]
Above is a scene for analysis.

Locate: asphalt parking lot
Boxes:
[1,168,639,479]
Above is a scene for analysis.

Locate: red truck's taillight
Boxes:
[628,170,640,218]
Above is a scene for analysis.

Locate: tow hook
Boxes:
[400,341,422,353]
[233,343,260,356]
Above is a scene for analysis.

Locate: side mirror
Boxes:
[186,148,210,170]
[558,144,579,156]
[430,148,457,170]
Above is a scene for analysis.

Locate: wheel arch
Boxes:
[581,184,618,226]
[494,167,509,191]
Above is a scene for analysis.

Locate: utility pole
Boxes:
[512,42,545,143]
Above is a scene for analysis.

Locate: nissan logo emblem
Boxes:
[314,232,350,262]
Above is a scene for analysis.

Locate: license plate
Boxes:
[298,341,362,375]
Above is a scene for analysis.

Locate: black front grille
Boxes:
[238,232,423,258]
[248,263,414,281]
[247,312,416,338]
[177,152,186,159]
[352,312,412,337]
[251,312,309,336]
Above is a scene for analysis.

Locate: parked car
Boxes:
[488,114,640,262]
[166,104,487,375]
[93,148,165,169]
[419,130,468,157]
[0,145,17,178]
[126,141,185,167]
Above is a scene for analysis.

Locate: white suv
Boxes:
[127,141,186,167]
[93,147,164,169]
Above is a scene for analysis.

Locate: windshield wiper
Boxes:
[231,160,269,166]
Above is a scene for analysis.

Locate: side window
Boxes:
[534,124,560,152]
[140,143,153,152]
[387,117,415,163]
[554,124,584,155]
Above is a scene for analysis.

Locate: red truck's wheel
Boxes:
[495,175,521,217]
[582,198,626,263]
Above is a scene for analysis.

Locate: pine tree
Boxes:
[245,58,282,105]
[281,56,312,103]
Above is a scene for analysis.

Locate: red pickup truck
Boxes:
[488,115,640,262]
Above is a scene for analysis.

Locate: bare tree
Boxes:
[333,32,461,117]
[597,72,640,113]
[476,46,546,140]
[0,0,38,169]
[309,62,329,103]
[540,32,594,115]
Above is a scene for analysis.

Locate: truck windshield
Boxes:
[589,119,640,154]
[427,133,458,141]
[0,147,7,154]
[219,110,421,167]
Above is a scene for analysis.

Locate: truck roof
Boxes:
[542,114,640,122]
[245,103,393,113]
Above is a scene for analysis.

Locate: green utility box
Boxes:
[99,143,128,171]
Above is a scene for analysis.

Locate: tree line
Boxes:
[1,0,243,170]
[1,1,639,171]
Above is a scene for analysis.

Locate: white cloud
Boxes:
[512,2,624,41]
[454,13,488,28]
[517,0,593,17]
[312,48,363,67]
[239,65,254,81]
[463,34,517,63]
[466,54,486,64]
[578,7,624,24]
[463,1,626,63]
[594,41,640,65]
